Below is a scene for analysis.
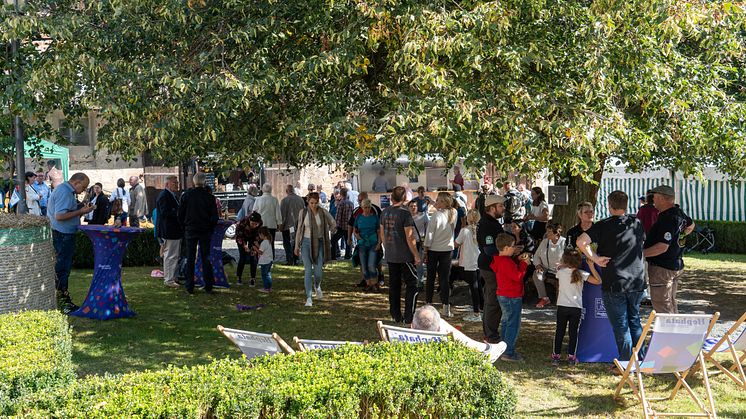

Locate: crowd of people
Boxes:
[39,167,696,366]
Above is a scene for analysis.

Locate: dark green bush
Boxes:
[688,220,746,254]
[16,342,516,418]
[0,311,74,415]
[72,228,161,268]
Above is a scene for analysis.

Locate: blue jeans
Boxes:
[602,291,645,361]
[301,237,324,299]
[53,230,76,292]
[359,245,378,280]
[260,262,273,289]
[498,296,523,357]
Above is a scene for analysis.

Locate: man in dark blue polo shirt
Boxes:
[643,185,694,314]
[48,172,94,313]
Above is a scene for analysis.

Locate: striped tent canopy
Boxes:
[595,167,746,222]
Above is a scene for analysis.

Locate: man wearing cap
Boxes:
[477,194,507,343]
[643,185,695,314]
[636,190,659,234]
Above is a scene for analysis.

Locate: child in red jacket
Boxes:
[490,232,530,361]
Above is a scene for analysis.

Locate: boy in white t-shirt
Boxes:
[552,249,601,365]
[455,209,482,322]
[257,227,274,292]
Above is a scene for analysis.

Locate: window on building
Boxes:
[59,118,90,145]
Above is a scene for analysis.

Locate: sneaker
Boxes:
[249,278,255,287]
[442,304,452,318]
[567,355,579,365]
[485,341,508,363]
[464,313,482,322]
[163,280,180,288]
[535,297,551,308]
[551,353,561,366]
[315,287,323,300]
[236,278,243,286]
[500,353,524,362]
[57,292,79,314]
[258,288,271,293]
[305,297,313,307]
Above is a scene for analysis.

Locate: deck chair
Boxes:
[613,311,720,419]
[698,311,746,389]
[293,337,364,352]
[376,320,450,343]
[217,325,295,359]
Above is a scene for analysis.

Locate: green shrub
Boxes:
[688,220,746,254]
[16,342,516,418]
[72,228,161,268]
[0,311,74,415]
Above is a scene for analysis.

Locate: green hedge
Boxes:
[14,342,515,418]
[0,311,74,415]
[689,220,746,254]
[72,228,161,268]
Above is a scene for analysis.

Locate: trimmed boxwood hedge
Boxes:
[72,228,161,268]
[12,342,516,418]
[0,311,74,415]
[689,220,746,254]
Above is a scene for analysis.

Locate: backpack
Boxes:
[504,190,527,222]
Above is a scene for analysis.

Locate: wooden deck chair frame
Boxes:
[217,325,295,357]
[612,311,720,419]
[293,337,363,352]
[682,311,746,390]
[376,320,451,343]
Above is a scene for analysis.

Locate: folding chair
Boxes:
[376,320,450,343]
[698,311,746,389]
[217,325,295,359]
[613,311,720,419]
[293,337,363,352]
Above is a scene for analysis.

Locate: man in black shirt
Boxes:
[477,195,507,344]
[643,185,694,314]
[577,190,646,361]
[178,172,219,294]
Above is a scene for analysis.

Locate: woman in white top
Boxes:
[533,223,567,308]
[24,172,42,216]
[455,209,482,322]
[423,192,456,317]
[109,178,131,226]
[294,192,336,307]
[525,186,550,242]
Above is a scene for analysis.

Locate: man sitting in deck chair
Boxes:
[411,305,507,363]
[700,311,746,389]
[613,311,720,419]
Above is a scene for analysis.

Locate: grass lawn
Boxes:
[66,253,746,418]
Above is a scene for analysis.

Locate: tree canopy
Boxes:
[3,0,746,179]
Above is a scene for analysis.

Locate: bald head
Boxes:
[69,172,90,194]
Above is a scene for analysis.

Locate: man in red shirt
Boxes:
[490,232,530,361]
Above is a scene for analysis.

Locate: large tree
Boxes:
[5,0,746,226]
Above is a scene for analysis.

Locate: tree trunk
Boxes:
[551,164,605,230]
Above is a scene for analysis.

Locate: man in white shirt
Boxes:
[252,183,282,260]
[345,182,359,209]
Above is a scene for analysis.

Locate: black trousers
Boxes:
[236,245,257,280]
[387,262,418,323]
[463,270,484,313]
[281,229,296,265]
[331,228,350,258]
[268,228,277,260]
[480,268,502,342]
[425,250,452,305]
[554,305,582,356]
[185,233,214,292]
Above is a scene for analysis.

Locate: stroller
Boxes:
[683,225,715,254]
